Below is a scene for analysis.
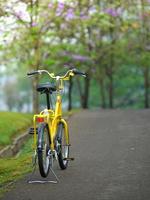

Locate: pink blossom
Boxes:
[80,15,90,20]
[89,6,97,15]
[31,22,37,27]
[117,7,124,15]
[66,8,74,20]
[62,52,90,61]
[80,11,89,20]
[48,2,53,9]
[15,11,24,19]
[56,2,65,16]
[60,23,67,29]
[57,2,64,11]
[71,54,90,61]
[104,8,118,17]
[104,7,123,17]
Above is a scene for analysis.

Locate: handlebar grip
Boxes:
[72,69,86,77]
[27,71,39,76]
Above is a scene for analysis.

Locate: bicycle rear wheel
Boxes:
[56,123,69,170]
[37,123,51,177]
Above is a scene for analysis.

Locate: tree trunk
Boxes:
[143,67,149,108]
[76,75,90,109]
[31,42,40,113]
[82,75,90,109]
[32,75,39,113]
[107,19,115,108]
[68,77,73,111]
[108,72,114,108]
[76,78,84,108]
[140,0,150,108]
[29,0,40,113]
[99,78,106,108]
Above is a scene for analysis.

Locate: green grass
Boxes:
[0,112,32,148]
[0,138,33,196]
[0,110,76,197]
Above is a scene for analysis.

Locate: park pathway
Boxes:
[1,109,150,200]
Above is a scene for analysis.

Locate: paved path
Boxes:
[1,109,150,200]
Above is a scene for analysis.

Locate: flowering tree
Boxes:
[121,0,150,108]
[0,0,149,111]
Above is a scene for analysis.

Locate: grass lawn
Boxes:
[0,109,77,197]
[0,112,32,149]
[0,112,33,196]
[0,138,33,197]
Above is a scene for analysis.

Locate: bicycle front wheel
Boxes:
[56,123,69,170]
[37,123,51,178]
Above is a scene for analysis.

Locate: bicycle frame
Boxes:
[27,68,85,153]
[27,68,86,180]
[32,93,69,151]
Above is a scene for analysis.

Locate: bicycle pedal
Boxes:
[63,157,75,161]
[28,127,38,135]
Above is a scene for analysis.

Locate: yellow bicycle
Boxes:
[27,68,86,179]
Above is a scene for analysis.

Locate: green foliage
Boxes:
[0,139,32,197]
[114,64,144,108]
[0,0,149,109]
[89,79,100,108]
[0,112,32,147]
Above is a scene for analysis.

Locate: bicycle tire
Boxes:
[37,123,51,177]
[56,123,69,170]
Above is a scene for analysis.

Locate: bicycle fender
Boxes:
[37,123,47,150]
[60,119,69,145]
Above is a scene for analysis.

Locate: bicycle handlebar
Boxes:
[27,71,39,76]
[27,68,86,79]
[72,68,86,77]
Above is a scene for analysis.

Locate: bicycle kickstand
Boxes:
[27,152,59,184]
[27,165,59,184]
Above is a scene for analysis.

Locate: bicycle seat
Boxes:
[36,83,56,94]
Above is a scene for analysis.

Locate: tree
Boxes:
[0,0,149,111]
